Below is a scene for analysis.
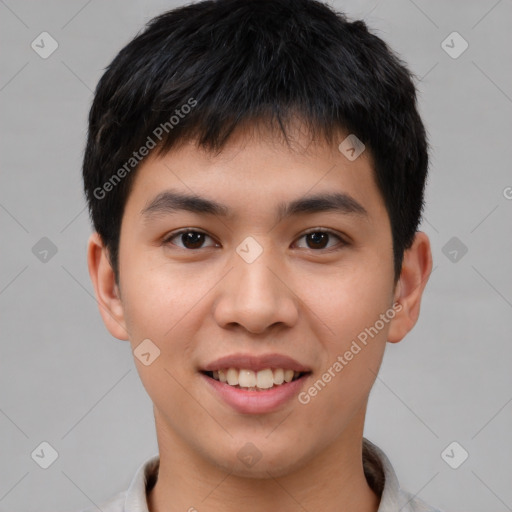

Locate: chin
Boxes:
[207,441,313,479]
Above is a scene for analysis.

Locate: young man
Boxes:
[82,0,440,510]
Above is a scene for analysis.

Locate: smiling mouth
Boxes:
[202,368,310,391]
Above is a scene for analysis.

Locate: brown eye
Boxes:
[306,232,329,249]
[163,229,217,250]
[295,229,346,251]
[179,231,206,249]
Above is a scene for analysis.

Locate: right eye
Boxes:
[162,229,219,250]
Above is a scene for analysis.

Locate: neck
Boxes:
[148,409,380,512]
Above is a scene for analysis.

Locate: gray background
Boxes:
[1,0,511,511]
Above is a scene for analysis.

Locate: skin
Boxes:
[88,121,432,512]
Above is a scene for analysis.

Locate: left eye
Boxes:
[294,229,345,250]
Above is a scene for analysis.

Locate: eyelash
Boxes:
[162,228,348,252]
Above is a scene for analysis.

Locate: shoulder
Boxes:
[70,454,159,512]
[362,438,444,512]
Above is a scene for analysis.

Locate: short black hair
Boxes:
[83,0,429,286]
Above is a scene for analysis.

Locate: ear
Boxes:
[387,231,433,344]
[87,232,129,341]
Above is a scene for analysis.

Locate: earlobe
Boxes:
[387,231,433,344]
[87,232,130,341]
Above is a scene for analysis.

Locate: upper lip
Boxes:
[201,353,312,373]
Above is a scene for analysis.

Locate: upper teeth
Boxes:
[212,368,300,389]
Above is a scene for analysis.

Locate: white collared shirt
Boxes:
[77,438,443,512]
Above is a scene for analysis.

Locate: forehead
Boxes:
[124,123,385,227]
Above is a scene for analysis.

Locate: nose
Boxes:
[212,245,299,334]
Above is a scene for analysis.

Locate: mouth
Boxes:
[199,353,312,413]
[201,368,309,391]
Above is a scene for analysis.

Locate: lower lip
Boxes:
[201,373,310,414]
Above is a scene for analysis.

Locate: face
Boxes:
[93,123,410,478]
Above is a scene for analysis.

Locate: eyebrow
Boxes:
[140,189,368,224]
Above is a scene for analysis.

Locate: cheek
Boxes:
[295,260,392,405]
[297,319,386,433]
[119,264,201,416]
[301,258,393,345]
[120,252,210,342]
